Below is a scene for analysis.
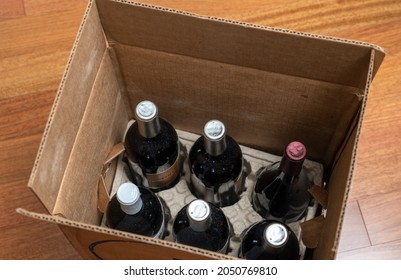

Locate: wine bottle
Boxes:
[187,120,244,207]
[239,220,300,260]
[106,182,166,238]
[124,100,181,191]
[172,199,231,253]
[252,141,312,223]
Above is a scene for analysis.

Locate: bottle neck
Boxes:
[137,117,161,138]
[120,198,143,215]
[262,223,288,251]
[279,141,306,177]
[135,100,161,138]
[203,120,227,156]
[117,182,143,215]
[204,136,227,156]
[279,156,303,177]
[187,200,212,232]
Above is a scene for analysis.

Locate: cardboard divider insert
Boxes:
[99,128,325,259]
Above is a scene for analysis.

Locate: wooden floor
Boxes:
[1,0,401,259]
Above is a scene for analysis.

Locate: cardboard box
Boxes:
[18,0,385,259]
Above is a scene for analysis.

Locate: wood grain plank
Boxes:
[0,7,86,99]
[0,0,25,20]
[24,0,87,17]
[0,49,69,99]
[0,180,50,229]
[0,218,81,259]
[337,239,401,260]
[0,134,42,185]
[337,200,371,253]
[137,0,401,34]
[0,1,86,260]
[0,91,55,142]
[233,0,401,36]
[0,7,85,58]
[358,191,401,245]
[345,19,401,201]
[0,91,54,185]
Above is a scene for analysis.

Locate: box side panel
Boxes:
[28,1,107,212]
[17,208,232,260]
[116,44,362,166]
[314,50,376,259]
[59,225,216,260]
[314,127,357,259]
[52,49,130,225]
[96,0,376,89]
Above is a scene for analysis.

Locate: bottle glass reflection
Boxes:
[239,220,299,260]
[173,199,231,253]
[253,141,312,223]
[124,100,181,191]
[187,120,244,207]
[106,182,166,238]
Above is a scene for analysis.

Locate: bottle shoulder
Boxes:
[125,118,178,145]
[173,202,229,234]
[106,186,164,236]
[255,162,310,189]
[124,118,180,171]
[173,202,230,252]
[189,136,243,171]
[240,220,299,260]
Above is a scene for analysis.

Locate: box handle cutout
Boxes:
[299,215,325,249]
[308,185,328,209]
[98,142,125,213]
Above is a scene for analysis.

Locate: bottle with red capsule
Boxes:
[252,141,313,223]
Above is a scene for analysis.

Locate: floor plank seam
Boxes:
[357,199,373,246]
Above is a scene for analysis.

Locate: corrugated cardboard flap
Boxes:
[98,142,125,213]
[97,0,385,89]
[50,49,130,225]
[313,49,378,259]
[27,0,107,213]
[95,0,386,168]
[16,208,235,260]
[300,215,326,249]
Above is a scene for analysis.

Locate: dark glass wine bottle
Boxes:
[187,120,244,207]
[124,100,181,191]
[172,199,231,253]
[252,141,312,223]
[239,220,300,260]
[106,182,165,238]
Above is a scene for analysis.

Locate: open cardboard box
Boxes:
[18,0,385,259]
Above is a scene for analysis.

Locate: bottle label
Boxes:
[145,143,181,189]
[127,143,181,189]
[189,159,244,207]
